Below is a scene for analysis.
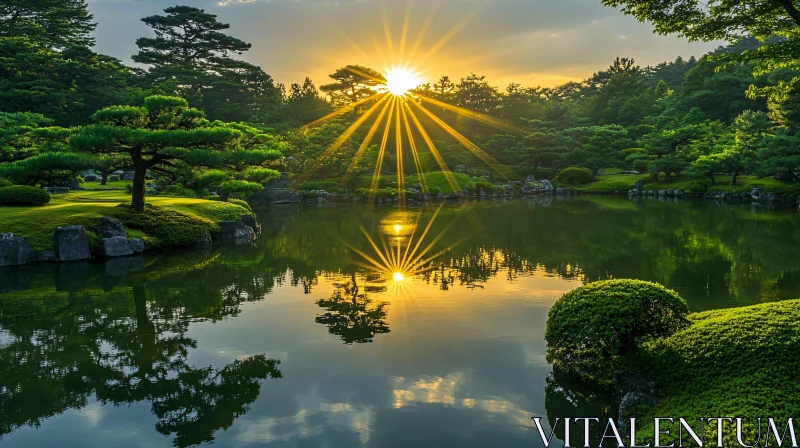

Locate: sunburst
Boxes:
[343,205,466,287]
[302,2,524,203]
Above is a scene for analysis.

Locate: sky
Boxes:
[88,0,723,89]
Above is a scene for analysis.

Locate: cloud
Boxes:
[88,0,721,88]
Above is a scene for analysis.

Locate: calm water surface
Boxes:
[1,196,798,447]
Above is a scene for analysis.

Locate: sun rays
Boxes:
[301,1,522,201]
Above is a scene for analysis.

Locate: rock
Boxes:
[751,187,765,201]
[658,189,667,197]
[97,216,127,238]
[555,187,573,196]
[36,250,56,262]
[303,189,329,203]
[53,225,91,262]
[240,215,261,234]
[217,221,255,244]
[0,233,36,268]
[526,175,537,183]
[249,188,303,204]
[618,392,659,421]
[647,190,654,196]
[96,236,135,258]
[194,231,212,246]
[455,165,467,173]
[128,238,145,253]
[499,185,514,196]
[263,172,292,189]
[633,179,645,190]
[122,171,135,181]
[521,180,554,196]
[46,186,69,194]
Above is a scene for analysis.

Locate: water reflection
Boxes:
[0,256,283,447]
[316,273,391,344]
[0,198,798,446]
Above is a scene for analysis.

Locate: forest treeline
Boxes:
[2,0,800,203]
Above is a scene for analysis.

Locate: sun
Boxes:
[384,68,421,97]
[393,272,405,282]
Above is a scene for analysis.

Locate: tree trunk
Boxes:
[731,170,738,187]
[100,171,109,186]
[709,172,716,186]
[219,189,230,202]
[133,284,156,375]
[131,163,147,213]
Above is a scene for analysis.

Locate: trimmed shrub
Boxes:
[0,178,12,188]
[545,279,689,385]
[0,186,51,206]
[109,175,121,182]
[473,181,496,194]
[554,167,593,186]
[109,204,217,249]
[630,299,800,446]
[228,198,252,212]
[297,180,338,191]
[84,175,99,182]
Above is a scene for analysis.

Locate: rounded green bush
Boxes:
[545,279,689,385]
[0,185,51,206]
[555,167,593,186]
[0,178,12,188]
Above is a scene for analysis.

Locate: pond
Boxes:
[1,196,798,447]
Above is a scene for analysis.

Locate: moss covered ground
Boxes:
[0,189,250,250]
[631,299,800,446]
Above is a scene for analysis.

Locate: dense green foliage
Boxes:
[0,185,50,206]
[631,299,800,446]
[545,279,689,385]
[554,167,593,186]
[0,178,10,187]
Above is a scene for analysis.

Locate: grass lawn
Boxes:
[0,190,250,250]
[572,173,800,196]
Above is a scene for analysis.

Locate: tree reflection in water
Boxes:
[316,272,391,344]
[0,252,283,447]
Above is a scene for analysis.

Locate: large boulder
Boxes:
[303,190,329,203]
[36,250,57,262]
[95,236,135,258]
[249,188,303,204]
[521,180,554,196]
[97,216,127,238]
[240,215,261,234]
[128,238,145,253]
[526,175,537,183]
[0,233,36,268]
[53,225,91,261]
[263,172,292,189]
[217,221,255,244]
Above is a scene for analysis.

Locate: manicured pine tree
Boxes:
[70,96,244,213]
